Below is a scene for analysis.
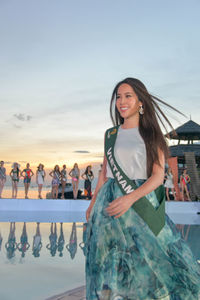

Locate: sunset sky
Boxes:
[1,0,200,176]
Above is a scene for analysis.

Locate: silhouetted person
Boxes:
[17,222,30,258]
[58,223,65,257]
[46,223,57,257]
[32,222,42,257]
[66,222,77,259]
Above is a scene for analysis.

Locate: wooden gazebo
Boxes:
[166,120,200,200]
[167,120,200,167]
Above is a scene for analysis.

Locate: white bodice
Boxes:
[106,126,147,180]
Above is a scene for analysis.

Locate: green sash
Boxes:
[105,126,165,236]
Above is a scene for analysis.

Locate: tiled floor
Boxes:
[46,286,86,300]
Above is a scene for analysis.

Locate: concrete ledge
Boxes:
[0,198,90,211]
[165,201,200,214]
[0,199,199,224]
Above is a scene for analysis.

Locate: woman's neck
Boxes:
[122,117,139,129]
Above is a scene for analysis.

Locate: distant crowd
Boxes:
[0,161,95,200]
[0,160,192,201]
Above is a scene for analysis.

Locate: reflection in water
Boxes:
[17,222,30,258]
[66,222,77,259]
[46,223,57,257]
[0,222,199,264]
[5,222,17,260]
[58,223,65,257]
[32,222,42,258]
[0,230,2,251]
[176,224,191,241]
[79,222,87,256]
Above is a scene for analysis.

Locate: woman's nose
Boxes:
[119,96,126,104]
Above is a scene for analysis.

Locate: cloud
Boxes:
[13,124,22,128]
[73,150,90,153]
[13,113,32,122]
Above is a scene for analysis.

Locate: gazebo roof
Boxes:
[167,120,200,140]
[169,144,200,157]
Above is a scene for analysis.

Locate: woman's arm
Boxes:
[107,149,165,218]
[69,170,72,177]
[86,153,108,221]
[91,153,108,206]
[20,170,25,177]
[49,171,53,178]
[81,173,86,180]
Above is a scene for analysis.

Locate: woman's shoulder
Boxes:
[105,125,119,133]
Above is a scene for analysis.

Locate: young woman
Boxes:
[85,78,200,299]
[164,167,176,201]
[49,165,61,199]
[81,165,94,200]
[21,163,34,199]
[10,162,21,198]
[180,168,191,201]
[0,161,6,198]
[36,164,46,199]
[61,164,67,199]
[69,163,80,199]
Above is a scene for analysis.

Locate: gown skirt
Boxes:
[85,178,200,300]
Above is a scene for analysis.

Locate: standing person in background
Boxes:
[180,169,191,201]
[98,163,103,177]
[69,163,80,199]
[61,164,67,199]
[164,167,176,201]
[49,165,61,199]
[0,161,6,198]
[81,165,94,200]
[10,163,21,199]
[36,164,46,199]
[21,163,34,199]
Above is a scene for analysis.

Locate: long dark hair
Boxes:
[110,78,183,177]
[84,165,93,176]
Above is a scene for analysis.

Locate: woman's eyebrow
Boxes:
[117,92,133,96]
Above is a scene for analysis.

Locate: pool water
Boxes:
[0,222,85,300]
[0,221,199,300]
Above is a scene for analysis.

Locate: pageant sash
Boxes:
[105,126,165,236]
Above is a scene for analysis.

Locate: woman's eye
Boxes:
[126,94,131,98]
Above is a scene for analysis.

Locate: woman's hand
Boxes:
[106,195,134,218]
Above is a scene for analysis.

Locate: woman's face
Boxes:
[0,161,4,167]
[27,163,30,169]
[116,84,142,120]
